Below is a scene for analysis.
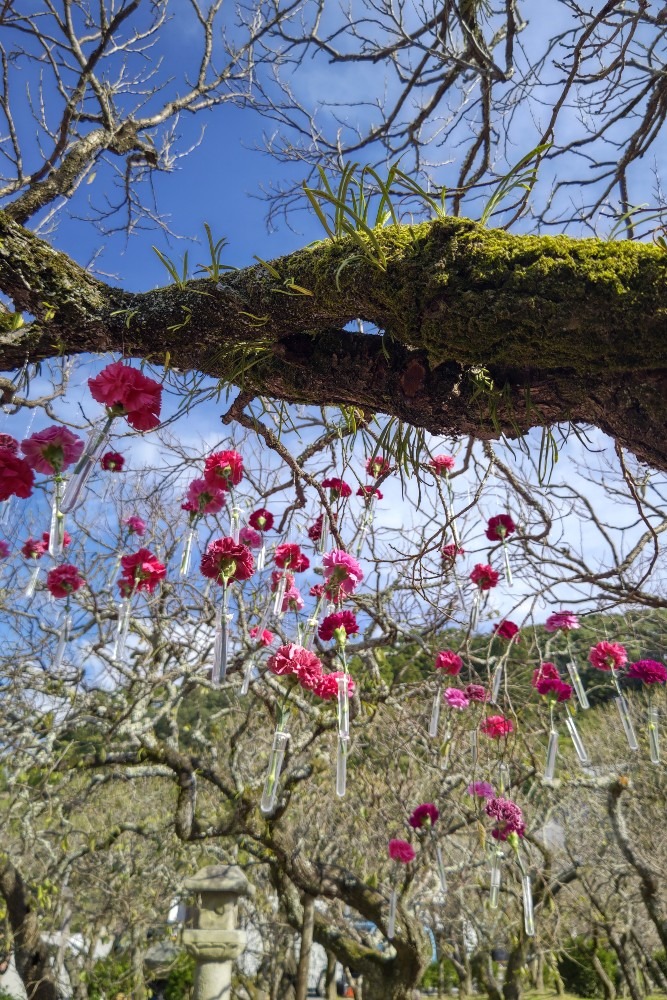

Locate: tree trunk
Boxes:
[325,951,338,1000]
[295,895,315,1000]
[0,861,58,1000]
[593,953,617,1000]
[4,213,667,469]
[502,939,528,1000]
[608,931,645,1000]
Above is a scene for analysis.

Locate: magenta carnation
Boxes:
[0,449,34,501]
[467,781,495,799]
[200,537,253,584]
[123,515,146,536]
[0,434,18,453]
[267,644,323,689]
[485,797,525,840]
[493,620,520,641]
[442,543,465,563]
[545,611,580,632]
[357,485,383,500]
[203,449,244,488]
[589,641,627,671]
[0,540,10,558]
[88,361,162,431]
[388,839,415,863]
[535,677,572,702]
[282,585,304,613]
[314,670,356,701]
[429,454,455,476]
[21,537,47,559]
[239,526,262,548]
[532,662,560,687]
[318,611,359,642]
[182,478,226,516]
[46,564,85,598]
[249,626,274,647]
[627,659,667,685]
[120,548,166,593]
[409,803,439,829]
[275,543,310,572]
[323,549,363,600]
[435,650,463,675]
[470,563,499,590]
[465,683,488,703]
[248,508,274,531]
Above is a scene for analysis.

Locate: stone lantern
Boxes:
[182,865,253,1000]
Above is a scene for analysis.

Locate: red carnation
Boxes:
[100,451,125,472]
[388,839,415,863]
[200,537,253,584]
[0,434,19,453]
[465,683,487,703]
[249,626,274,647]
[318,611,359,642]
[88,361,162,431]
[357,485,383,501]
[409,803,439,829]
[485,514,516,541]
[442,543,465,563]
[434,650,463,675]
[627,659,667,685]
[589,641,627,671]
[322,477,351,498]
[366,455,390,478]
[493,620,520,641]
[470,563,499,590]
[0,449,34,501]
[248,508,274,531]
[203,449,244,488]
[46,564,85,598]
[531,662,560,688]
[480,715,514,739]
[275,543,310,572]
[120,548,167,593]
[314,670,356,701]
[22,537,47,559]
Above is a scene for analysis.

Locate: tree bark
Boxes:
[295,894,315,1000]
[3,212,667,468]
[0,859,58,1000]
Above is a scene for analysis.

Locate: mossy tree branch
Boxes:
[2,210,667,467]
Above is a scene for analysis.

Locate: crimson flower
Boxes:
[46,564,85,598]
[203,449,244,488]
[42,530,71,549]
[485,514,516,541]
[493,620,520,641]
[318,610,359,642]
[470,563,499,590]
[536,677,572,702]
[480,715,514,739]
[239,526,262,548]
[282,584,304,613]
[589,641,627,671]
[249,626,274,647]
[0,434,18,453]
[442,543,465,563]
[0,540,9,558]
[314,671,356,701]
[100,451,125,472]
[544,611,579,632]
[627,660,667,685]
[409,803,439,829]
[88,361,162,431]
[308,515,324,542]
[275,543,310,572]
[465,683,487,703]
[200,537,253,584]
[357,485,382,500]
[429,454,455,476]
[434,650,463,675]
[22,425,84,475]
[485,797,525,840]
[0,449,34,501]
[21,537,47,559]
[120,548,166,593]
[322,477,351,498]
[532,662,561,687]
[388,839,415,863]
[468,781,495,799]
[366,455,390,478]
[248,508,274,531]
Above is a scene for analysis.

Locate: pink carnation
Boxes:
[203,449,244,488]
[545,611,580,632]
[22,425,84,475]
[485,514,516,541]
[0,449,34,501]
[314,670,356,701]
[435,650,463,675]
[46,564,85,599]
[267,644,323,690]
[589,641,627,671]
[200,537,253,584]
[366,455,390,478]
[249,626,274,647]
[480,715,514,739]
[318,611,359,642]
[388,839,415,863]
[323,549,363,600]
[275,543,310,572]
[467,781,495,799]
[322,477,351,498]
[100,451,124,472]
[409,803,439,829]
[282,585,304,613]
[445,687,469,710]
[627,659,667,685]
[21,537,47,559]
[271,569,294,592]
[465,683,488,703]
[120,549,166,593]
[470,563,499,590]
[485,797,525,840]
[429,454,455,476]
[248,508,274,531]
[239,526,262,548]
[123,516,146,536]
[88,361,162,431]
[493,620,520,641]
[182,478,226,516]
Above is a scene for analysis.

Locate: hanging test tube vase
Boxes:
[489,849,503,909]
[24,562,41,599]
[48,478,66,560]
[648,706,660,764]
[179,525,196,577]
[429,686,442,738]
[564,706,589,766]
[337,675,350,739]
[502,540,513,587]
[61,416,114,513]
[610,668,638,750]
[522,874,535,937]
[469,590,481,632]
[544,728,559,781]
[469,728,479,767]
[212,586,232,686]
[435,843,447,894]
[387,887,398,940]
[336,735,349,797]
[53,611,71,670]
[113,597,132,661]
[273,573,287,618]
[491,662,504,704]
[257,542,266,572]
[230,506,241,544]
[260,729,290,815]
[565,638,590,709]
